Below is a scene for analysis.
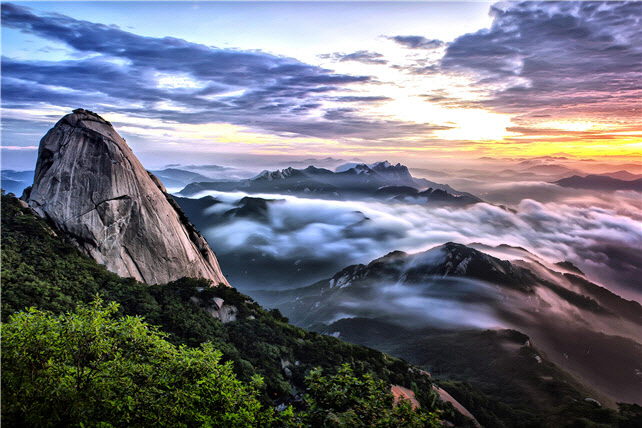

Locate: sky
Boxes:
[2,1,641,170]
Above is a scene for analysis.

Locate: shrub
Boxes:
[1,299,286,428]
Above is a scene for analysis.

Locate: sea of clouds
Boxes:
[190,187,642,302]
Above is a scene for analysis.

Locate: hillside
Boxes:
[255,242,642,425]
[4,192,641,427]
[0,193,456,427]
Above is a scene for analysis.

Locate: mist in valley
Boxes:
[180,174,642,303]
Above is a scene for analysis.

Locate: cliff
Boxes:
[25,109,229,285]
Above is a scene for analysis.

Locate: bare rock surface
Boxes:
[26,109,229,286]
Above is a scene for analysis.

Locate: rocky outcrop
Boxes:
[25,109,229,286]
[433,386,481,427]
[195,297,238,323]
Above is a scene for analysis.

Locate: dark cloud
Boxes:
[390,64,441,76]
[319,50,388,65]
[2,3,436,142]
[441,1,642,119]
[1,3,324,89]
[244,108,451,141]
[387,35,444,50]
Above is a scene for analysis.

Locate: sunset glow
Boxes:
[1,1,641,170]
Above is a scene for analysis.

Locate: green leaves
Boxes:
[301,364,440,428]
[1,300,282,428]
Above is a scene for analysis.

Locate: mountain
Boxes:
[158,164,259,182]
[1,192,471,427]
[259,243,642,406]
[555,174,642,191]
[223,196,275,221]
[598,170,642,181]
[179,160,481,206]
[171,195,223,228]
[408,167,451,178]
[148,168,216,189]
[23,109,228,286]
[522,164,583,176]
[6,191,641,427]
[285,157,349,169]
[0,178,26,196]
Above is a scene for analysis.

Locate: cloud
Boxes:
[1,146,38,150]
[332,96,392,103]
[387,35,445,50]
[190,189,642,302]
[1,3,330,90]
[3,3,439,143]
[389,64,441,76]
[319,50,388,65]
[327,279,506,329]
[441,1,642,120]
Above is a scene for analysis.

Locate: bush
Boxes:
[1,299,286,428]
[301,364,440,427]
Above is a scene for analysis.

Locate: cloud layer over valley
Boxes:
[185,187,642,302]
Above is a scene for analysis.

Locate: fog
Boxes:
[187,188,642,302]
[314,279,507,330]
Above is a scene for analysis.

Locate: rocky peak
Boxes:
[252,167,304,181]
[322,243,533,290]
[303,165,333,175]
[371,160,412,181]
[402,243,533,289]
[25,109,229,286]
[351,164,375,175]
[372,160,392,169]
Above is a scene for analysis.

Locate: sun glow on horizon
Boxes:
[538,120,603,132]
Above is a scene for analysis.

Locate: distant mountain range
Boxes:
[179,161,482,206]
[148,168,217,189]
[555,174,642,191]
[257,242,642,406]
[522,164,584,175]
[0,170,33,196]
[588,170,642,181]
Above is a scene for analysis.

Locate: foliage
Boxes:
[300,364,441,427]
[1,299,286,428]
[0,194,444,424]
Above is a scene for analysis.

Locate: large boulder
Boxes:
[25,109,229,286]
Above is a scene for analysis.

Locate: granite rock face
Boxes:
[26,109,229,286]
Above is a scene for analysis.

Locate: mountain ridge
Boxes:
[555,174,642,191]
[259,242,642,405]
[179,160,482,206]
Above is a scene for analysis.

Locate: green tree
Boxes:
[301,364,440,427]
[1,299,288,428]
